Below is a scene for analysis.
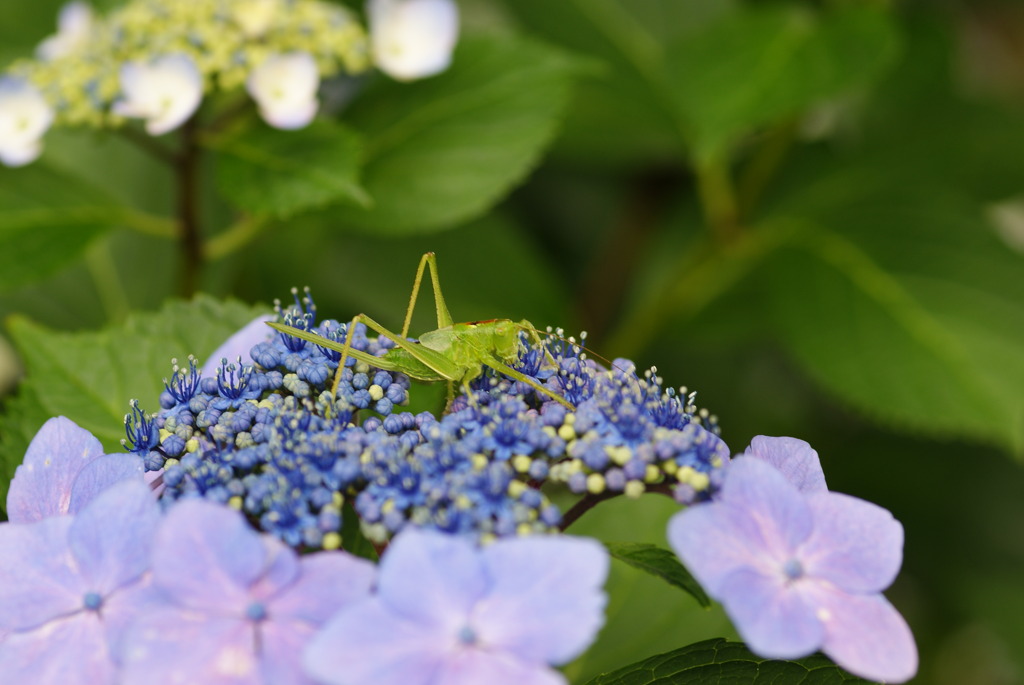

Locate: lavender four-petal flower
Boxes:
[304,529,609,685]
[0,481,161,685]
[668,457,917,683]
[7,416,145,523]
[117,500,375,685]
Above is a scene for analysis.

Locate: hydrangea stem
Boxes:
[176,117,203,298]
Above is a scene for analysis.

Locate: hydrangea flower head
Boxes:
[246,52,321,130]
[305,529,609,685]
[118,499,375,685]
[7,416,145,523]
[667,456,917,682]
[36,1,96,61]
[0,481,161,685]
[112,54,203,135]
[0,76,54,167]
[368,0,459,81]
[7,0,368,130]
[233,0,280,38]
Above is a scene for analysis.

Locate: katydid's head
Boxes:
[491,320,523,360]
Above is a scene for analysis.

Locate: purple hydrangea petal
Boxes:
[269,552,375,624]
[801,492,904,594]
[717,567,823,659]
[0,614,117,685]
[475,536,608,665]
[376,530,487,630]
[68,482,160,595]
[718,457,813,552]
[151,500,267,614]
[100,575,161,662]
[259,620,327,685]
[248,536,301,603]
[304,599,447,685]
[119,609,257,685]
[435,649,567,685]
[67,453,145,515]
[808,584,918,683]
[743,436,827,493]
[7,417,104,523]
[667,500,778,597]
[0,516,82,630]
[201,315,273,377]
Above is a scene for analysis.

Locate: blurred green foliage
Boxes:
[2,0,1024,682]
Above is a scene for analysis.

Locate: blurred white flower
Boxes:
[36,1,95,61]
[246,52,320,129]
[368,0,459,81]
[113,54,203,135]
[0,77,55,167]
[233,0,279,39]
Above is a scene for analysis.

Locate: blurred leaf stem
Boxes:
[605,222,793,358]
[694,155,740,244]
[84,238,129,324]
[205,214,268,261]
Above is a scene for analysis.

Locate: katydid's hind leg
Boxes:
[401,253,431,338]
[480,357,574,410]
[331,313,365,396]
[400,252,454,338]
[424,252,454,330]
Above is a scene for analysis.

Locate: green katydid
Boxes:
[267,252,575,410]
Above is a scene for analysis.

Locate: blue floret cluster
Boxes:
[125,290,730,550]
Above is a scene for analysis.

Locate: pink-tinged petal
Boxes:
[801,492,904,594]
[152,501,266,614]
[101,574,160,661]
[7,417,104,523]
[248,536,301,604]
[475,536,607,665]
[68,453,146,514]
[259,620,321,685]
[68,482,160,595]
[809,586,918,683]
[376,530,487,629]
[145,468,166,496]
[717,567,823,659]
[0,613,117,685]
[667,501,778,597]
[304,599,447,685]
[719,457,813,552]
[743,436,827,493]
[437,648,566,685]
[271,552,375,624]
[202,315,273,377]
[120,609,259,685]
[0,517,83,630]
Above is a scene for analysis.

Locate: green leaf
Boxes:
[212,119,370,219]
[0,164,126,292]
[605,542,710,608]
[329,34,579,233]
[2,296,267,456]
[582,638,871,685]
[499,0,737,166]
[668,4,900,161]
[760,202,1024,453]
